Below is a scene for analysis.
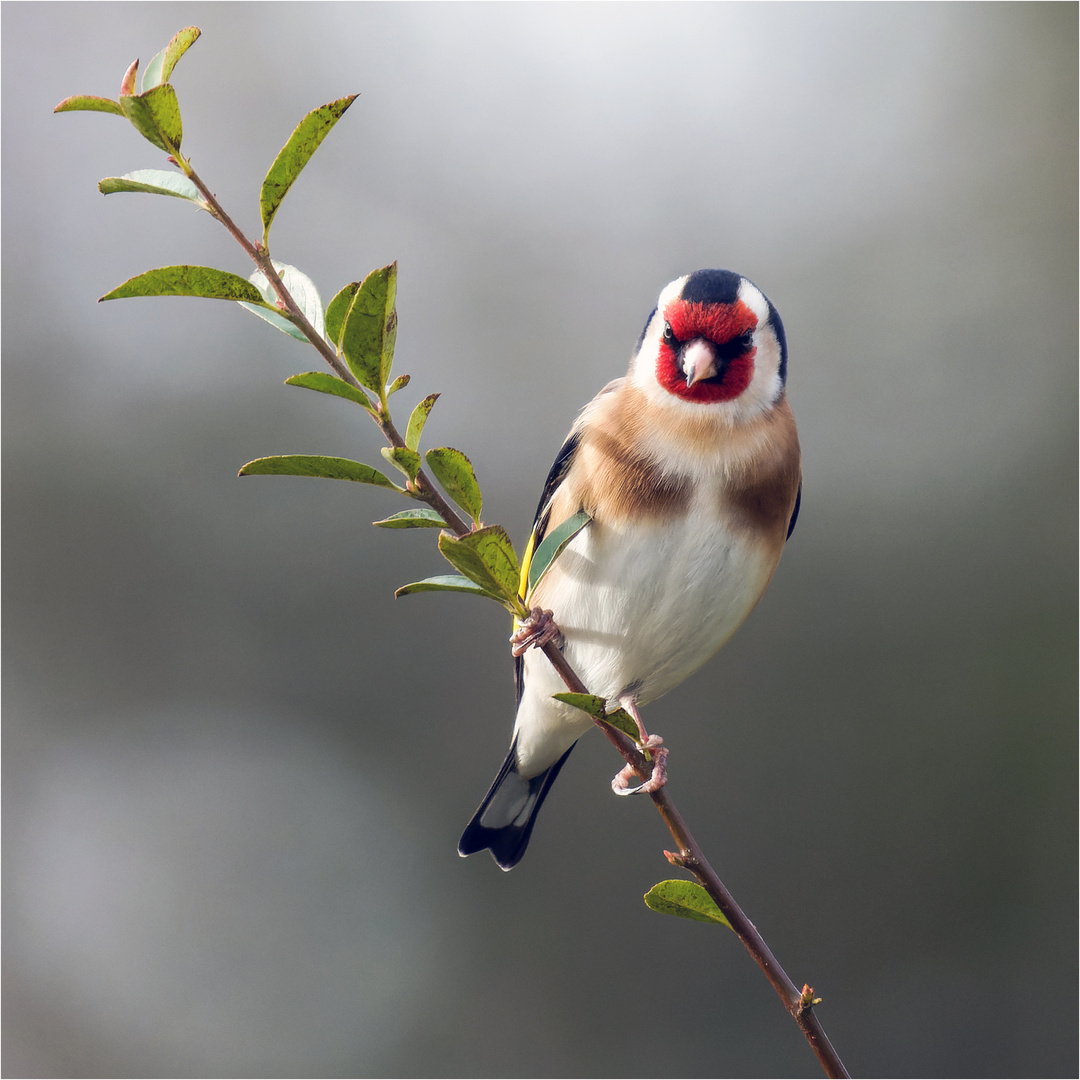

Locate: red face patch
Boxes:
[656,298,758,403]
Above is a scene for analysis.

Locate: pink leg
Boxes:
[509,606,561,657]
[610,696,668,796]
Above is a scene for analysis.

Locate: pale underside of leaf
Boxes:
[99,169,203,203]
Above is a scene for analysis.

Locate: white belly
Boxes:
[512,499,776,774]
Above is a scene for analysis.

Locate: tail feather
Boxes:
[458,739,576,870]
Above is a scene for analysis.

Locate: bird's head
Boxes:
[631,270,788,422]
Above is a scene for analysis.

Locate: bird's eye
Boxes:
[662,321,677,345]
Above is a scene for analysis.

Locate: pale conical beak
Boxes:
[682,339,718,387]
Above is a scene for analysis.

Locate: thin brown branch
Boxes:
[540,642,850,1078]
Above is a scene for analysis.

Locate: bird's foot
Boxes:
[611,735,668,796]
[510,606,562,657]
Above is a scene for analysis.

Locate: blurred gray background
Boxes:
[3,3,1076,1077]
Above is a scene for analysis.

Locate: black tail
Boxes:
[458,739,576,870]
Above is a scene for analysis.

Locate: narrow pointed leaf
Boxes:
[240,262,324,343]
[643,881,733,929]
[425,447,482,523]
[141,26,201,91]
[324,281,359,347]
[54,95,125,116]
[552,693,608,720]
[395,575,502,600]
[603,707,642,741]
[527,509,591,595]
[120,83,183,153]
[405,393,439,451]
[387,374,411,395]
[437,526,519,603]
[99,169,203,202]
[381,446,421,482]
[373,509,447,529]
[261,96,357,246]
[285,371,374,410]
[552,692,639,740]
[340,263,396,392]
[100,265,268,304]
[238,455,401,490]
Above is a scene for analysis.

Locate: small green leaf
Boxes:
[552,693,608,720]
[643,881,732,930]
[425,447,483,523]
[395,575,502,600]
[373,508,448,529]
[387,374,411,395]
[405,393,439,452]
[603,707,642,741]
[240,261,324,343]
[324,282,359,347]
[238,455,401,490]
[381,446,421,482]
[141,26,201,91]
[120,82,183,153]
[100,265,268,304]
[527,510,591,596]
[284,371,374,411]
[340,263,397,393]
[261,96,357,247]
[552,692,639,740]
[54,95,126,116]
[437,526,521,605]
[99,169,203,202]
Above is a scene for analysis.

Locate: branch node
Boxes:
[796,983,823,1016]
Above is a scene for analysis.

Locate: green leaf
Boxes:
[387,374,411,395]
[437,526,520,605]
[120,83,183,153]
[239,261,324,343]
[372,508,448,529]
[260,96,357,247]
[425,447,483,523]
[381,446,421,482]
[552,692,639,740]
[603,707,642,741]
[643,881,732,930]
[99,169,203,202]
[405,393,439,451]
[551,693,608,720]
[99,265,268,304]
[141,26,201,91]
[340,263,397,393]
[395,575,502,600]
[284,371,374,411]
[238,455,401,490]
[54,95,125,116]
[324,282,359,348]
[527,510,591,596]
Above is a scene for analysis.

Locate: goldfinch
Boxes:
[459,269,801,870]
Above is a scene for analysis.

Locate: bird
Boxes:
[458,269,801,870]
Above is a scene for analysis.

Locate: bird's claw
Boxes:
[611,735,668,796]
[510,607,562,657]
